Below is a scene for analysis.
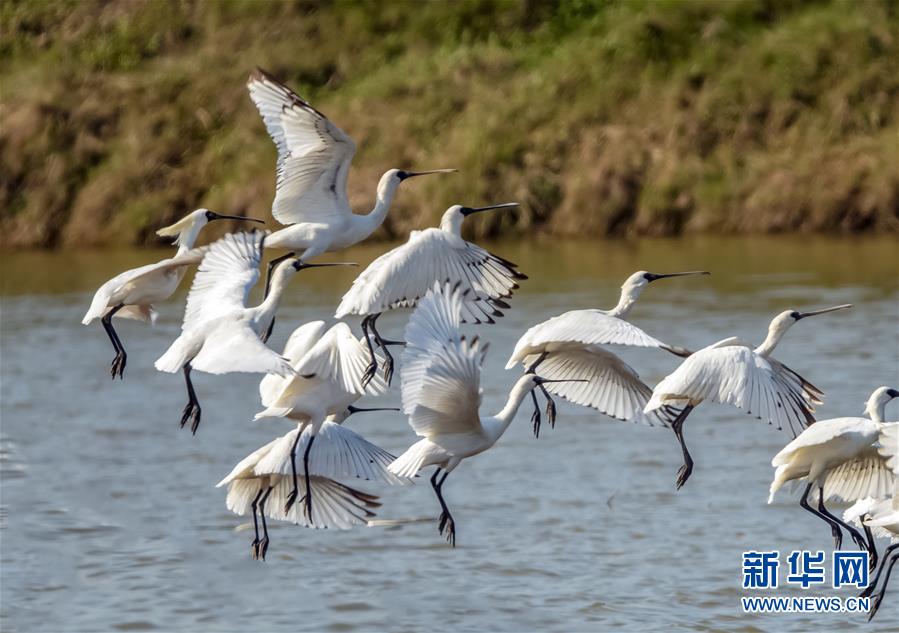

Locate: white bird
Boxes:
[335,202,527,385]
[82,208,262,378]
[387,282,583,546]
[154,231,354,433]
[506,270,708,435]
[768,386,898,551]
[844,495,897,574]
[644,304,852,489]
[216,427,382,560]
[247,67,454,328]
[846,496,898,619]
[252,320,407,520]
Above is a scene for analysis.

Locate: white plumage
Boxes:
[506,271,707,432]
[387,282,581,546]
[335,202,527,386]
[82,208,260,378]
[643,305,851,490]
[247,68,454,262]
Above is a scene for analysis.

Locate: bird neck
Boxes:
[359,177,400,236]
[485,375,537,442]
[754,321,792,358]
[174,220,206,255]
[607,289,639,318]
[250,266,294,332]
[439,209,464,236]
[865,400,886,423]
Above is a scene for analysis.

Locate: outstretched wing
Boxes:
[181,231,265,330]
[293,322,384,395]
[400,282,486,438]
[248,68,356,226]
[506,310,672,367]
[524,345,678,427]
[645,342,819,436]
[335,229,526,324]
[876,422,899,476]
[191,323,294,377]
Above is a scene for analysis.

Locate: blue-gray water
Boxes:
[1,236,897,632]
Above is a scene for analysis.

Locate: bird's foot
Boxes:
[860,583,875,599]
[382,355,394,386]
[257,536,269,561]
[438,511,456,547]
[303,494,313,524]
[361,361,377,389]
[868,555,878,575]
[110,352,127,380]
[675,463,693,491]
[283,489,298,514]
[251,538,260,560]
[180,402,201,434]
[867,595,882,621]
[831,526,843,551]
[545,398,557,429]
[850,531,868,551]
[531,408,541,438]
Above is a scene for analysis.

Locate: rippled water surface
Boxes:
[1,236,897,632]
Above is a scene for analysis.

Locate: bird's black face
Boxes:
[887,388,899,399]
[789,310,802,320]
[396,170,410,181]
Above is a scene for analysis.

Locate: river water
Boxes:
[1,235,897,632]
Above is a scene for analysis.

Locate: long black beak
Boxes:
[460,202,519,217]
[795,304,853,320]
[346,406,401,416]
[645,271,710,282]
[534,377,589,386]
[887,388,899,399]
[292,261,358,271]
[209,213,265,224]
[401,168,457,180]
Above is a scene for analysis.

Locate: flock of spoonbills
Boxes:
[82,69,896,617]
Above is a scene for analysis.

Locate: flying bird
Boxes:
[388,282,583,546]
[768,386,898,552]
[154,231,354,433]
[247,68,454,338]
[644,304,852,489]
[82,208,261,378]
[253,320,407,521]
[217,428,382,560]
[335,202,527,385]
[506,270,708,436]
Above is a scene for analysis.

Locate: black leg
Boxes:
[863,519,879,573]
[670,405,695,490]
[249,487,264,559]
[431,469,455,547]
[862,542,899,598]
[817,488,867,550]
[301,435,316,524]
[799,483,843,549]
[368,314,395,385]
[867,549,898,621]
[539,385,557,428]
[525,351,549,374]
[530,390,542,438]
[179,363,202,434]
[360,315,379,388]
[261,252,295,343]
[257,485,273,561]
[101,303,127,379]
[284,430,303,513]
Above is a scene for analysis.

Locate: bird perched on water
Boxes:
[247,67,454,338]
[335,202,526,385]
[506,270,708,436]
[253,320,405,520]
[768,387,898,552]
[216,423,383,561]
[82,208,262,378]
[388,282,583,546]
[644,304,852,489]
[154,231,354,433]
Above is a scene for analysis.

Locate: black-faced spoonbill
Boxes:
[82,208,262,378]
[506,270,709,435]
[768,387,898,552]
[335,202,527,385]
[154,231,355,433]
[387,282,584,546]
[644,304,853,489]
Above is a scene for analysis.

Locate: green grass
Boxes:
[1,0,897,248]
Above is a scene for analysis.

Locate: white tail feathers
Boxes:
[768,464,792,503]
[388,440,431,479]
[253,406,294,422]
[154,335,192,373]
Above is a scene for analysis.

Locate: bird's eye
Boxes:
[205,210,216,220]
[789,311,801,319]
[396,170,409,180]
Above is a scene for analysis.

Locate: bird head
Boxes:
[621,269,710,296]
[156,208,263,246]
[864,386,899,421]
[439,202,519,234]
[769,304,853,334]
[377,168,456,200]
